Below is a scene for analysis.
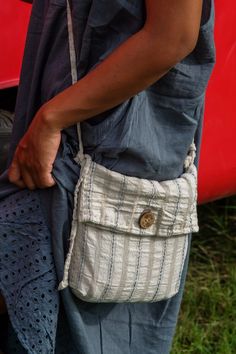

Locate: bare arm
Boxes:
[43,0,203,130]
[9,0,203,189]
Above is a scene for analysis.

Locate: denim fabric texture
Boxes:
[0,0,215,352]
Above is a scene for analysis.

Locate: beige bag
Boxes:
[58,1,199,303]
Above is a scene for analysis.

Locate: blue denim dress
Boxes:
[0,0,215,353]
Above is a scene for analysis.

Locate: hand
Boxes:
[8,107,61,190]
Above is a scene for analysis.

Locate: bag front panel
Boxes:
[69,222,189,303]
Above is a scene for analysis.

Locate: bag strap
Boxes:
[66,0,196,170]
[66,0,85,163]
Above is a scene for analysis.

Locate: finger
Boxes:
[12,179,26,189]
[15,156,52,189]
[8,157,21,181]
[38,172,56,189]
[20,168,37,190]
[29,167,56,189]
[32,160,57,188]
[8,158,26,189]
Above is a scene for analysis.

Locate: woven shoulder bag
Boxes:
[58,1,199,303]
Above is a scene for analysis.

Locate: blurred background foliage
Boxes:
[172,196,236,354]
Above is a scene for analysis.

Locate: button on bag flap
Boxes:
[58,1,199,303]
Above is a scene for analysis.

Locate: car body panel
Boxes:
[198,0,236,203]
[0,0,31,89]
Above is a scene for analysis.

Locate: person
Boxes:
[0,0,215,353]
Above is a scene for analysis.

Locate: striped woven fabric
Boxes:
[79,158,198,237]
[59,148,198,303]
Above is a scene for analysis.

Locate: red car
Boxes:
[0,0,236,203]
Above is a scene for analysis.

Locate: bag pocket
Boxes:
[67,157,198,303]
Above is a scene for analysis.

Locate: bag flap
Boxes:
[78,159,199,237]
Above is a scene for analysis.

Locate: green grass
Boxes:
[171,197,236,354]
